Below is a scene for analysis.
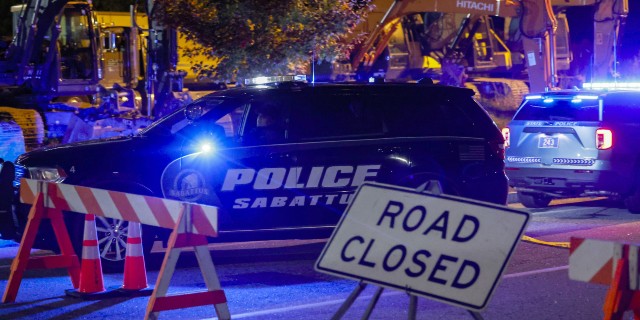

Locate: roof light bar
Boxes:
[575,95,599,100]
[244,75,307,86]
[583,82,640,90]
[525,95,543,100]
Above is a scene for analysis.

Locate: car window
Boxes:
[375,92,487,137]
[138,97,247,145]
[242,98,290,145]
[513,99,599,121]
[289,93,383,141]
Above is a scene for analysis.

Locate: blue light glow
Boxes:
[576,95,599,100]
[200,142,214,153]
[583,82,640,90]
[543,98,554,103]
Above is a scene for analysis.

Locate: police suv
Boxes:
[0,76,508,270]
[503,86,640,211]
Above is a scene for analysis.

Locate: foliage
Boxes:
[153,0,373,82]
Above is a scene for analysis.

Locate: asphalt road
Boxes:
[0,196,638,319]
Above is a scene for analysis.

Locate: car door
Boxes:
[284,87,388,226]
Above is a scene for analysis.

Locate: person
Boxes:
[246,107,284,144]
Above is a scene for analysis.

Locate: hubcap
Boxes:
[95,217,129,262]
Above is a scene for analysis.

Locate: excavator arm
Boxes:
[351,0,519,71]
[592,0,628,81]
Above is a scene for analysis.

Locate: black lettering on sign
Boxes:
[423,210,450,239]
[403,206,427,232]
[341,236,364,262]
[359,238,377,268]
[405,249,431,278]
[377,200,404,228]
[452,260,481,289]
[452,215,480,243]
[383,245,407,272]
[428,254,458,285]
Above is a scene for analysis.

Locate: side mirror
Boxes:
[184,104,203,121]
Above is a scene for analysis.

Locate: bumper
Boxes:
[0,161,18,240]
[506,166,631,196]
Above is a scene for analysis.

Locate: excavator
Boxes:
[0,0,207,161]
[327,0,627,126]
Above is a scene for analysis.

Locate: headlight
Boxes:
[28,167,67,183]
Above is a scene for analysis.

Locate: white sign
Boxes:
[315,183,530,311]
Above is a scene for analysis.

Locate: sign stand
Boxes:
[2,182,80,303]
[145,203,230,320]
[330,181,485,320]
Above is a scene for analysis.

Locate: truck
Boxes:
[0,0,219,162]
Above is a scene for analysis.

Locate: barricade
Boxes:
[4,178,230,320]
[569,237,640,320]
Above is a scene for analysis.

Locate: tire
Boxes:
[517,191,551,208]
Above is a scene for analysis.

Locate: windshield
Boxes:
[514,99,599,122]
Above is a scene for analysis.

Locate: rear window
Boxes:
[513,99,599,121]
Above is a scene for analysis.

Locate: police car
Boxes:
[503,84,640,211]
[0,76,508,270]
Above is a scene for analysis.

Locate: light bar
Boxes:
[244,75,307,86]
[525,95,543,100]
[583,82,640,90]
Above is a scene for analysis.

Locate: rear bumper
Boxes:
[506,166,632,197]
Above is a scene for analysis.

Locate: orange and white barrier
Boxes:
[569,237,640,320]
[19,178,219,237]
[5,178,230,320]
[2,183,80,303]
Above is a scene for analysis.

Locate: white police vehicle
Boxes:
[503,83,640,211]
[0,76,508,270]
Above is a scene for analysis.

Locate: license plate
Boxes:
[538,136,558,148]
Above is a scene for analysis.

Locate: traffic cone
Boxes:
[78,214,105,293]
[122,221,148,291]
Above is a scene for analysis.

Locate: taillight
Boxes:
[501,127,510,148]
[596,129,612,150]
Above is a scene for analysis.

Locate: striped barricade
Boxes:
[4,178,230,320]
[569,237,640,320]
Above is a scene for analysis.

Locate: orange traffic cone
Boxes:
[78,214,105,293]
[122,221,148,291]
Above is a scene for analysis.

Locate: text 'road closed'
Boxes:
[316,183,529,311]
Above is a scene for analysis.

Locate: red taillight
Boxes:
[596,129,612,150]
[501,127,510,148]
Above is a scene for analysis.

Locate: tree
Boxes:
[152,0,373,82]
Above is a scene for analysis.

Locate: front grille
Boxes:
[459,145,485,161]
[553,158,595,166]
[506,156,541,163]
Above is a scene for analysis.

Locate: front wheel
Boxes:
[72,215,153,273]
[517,191,551,208]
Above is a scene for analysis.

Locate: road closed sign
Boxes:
[315,182,530,311]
